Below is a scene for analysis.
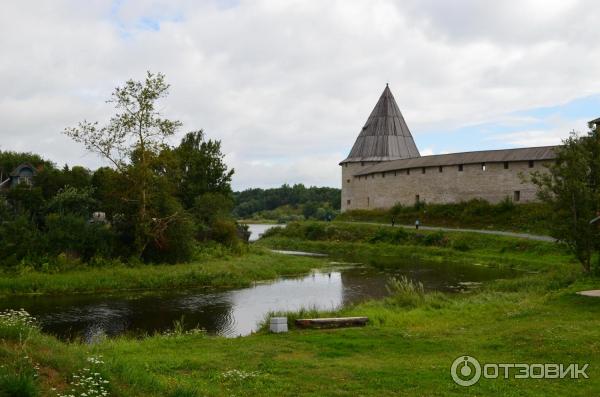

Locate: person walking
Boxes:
[415,219,420,230]
[391,216,395,227]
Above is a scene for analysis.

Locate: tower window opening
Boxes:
[514,191,521,202]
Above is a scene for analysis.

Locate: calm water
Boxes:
[0,260,515,341]
[246,223,277,242]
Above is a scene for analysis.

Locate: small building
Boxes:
[340,85,561,211]
[0,163,37,191]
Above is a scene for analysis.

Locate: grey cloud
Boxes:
[0,0,599,190]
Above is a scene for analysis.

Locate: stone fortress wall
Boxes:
[341,159,550,212]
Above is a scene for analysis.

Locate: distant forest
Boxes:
[233,184,341,222]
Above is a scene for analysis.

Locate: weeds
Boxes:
[0,309,38,340]
[54,355,110,397]
[385,276,426,307]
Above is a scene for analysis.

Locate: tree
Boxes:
[64,72,182,257]
[173,130,234,209]
[532,126,600,273]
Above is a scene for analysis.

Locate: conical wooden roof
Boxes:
[341,85,420,163]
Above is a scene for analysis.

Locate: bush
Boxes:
[44,213,115,261]
[144,212,197,264]
[210,219,241,247]
[0,216,42,267]
[421,231,448,247]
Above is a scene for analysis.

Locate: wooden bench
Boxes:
[295,317,368,329]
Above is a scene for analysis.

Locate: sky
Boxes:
[1,0,599,190]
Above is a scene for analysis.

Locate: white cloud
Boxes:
[0,0,599,190]
[490,117,590,147]
[419,148,435,156]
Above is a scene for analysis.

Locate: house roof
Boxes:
[9,163,36,177]
[589,117,600,128]
[354,145,559,176]
[340,85,420,164]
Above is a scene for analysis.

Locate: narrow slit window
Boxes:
[514,191,521,202]
[504,162,509,169]
[458,164,464,172]
[482,163,486,171]
[347,199,351,205]
[528,160,534,168]
[382,172,385,178]
[439,166,443,173]
[422,167,426,174]
[407,169,410,175]
[415,194,420,203]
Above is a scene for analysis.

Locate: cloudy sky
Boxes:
[1,0,599,190]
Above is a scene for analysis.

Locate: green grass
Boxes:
[336,200,552,235]
[257,221,574,272]
[1,222,599,396]
[0,247,328,296]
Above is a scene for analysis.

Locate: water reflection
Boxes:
[0,263,516,341]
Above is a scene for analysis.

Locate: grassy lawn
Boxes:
[1,222,599,396]
[0,248,328,296]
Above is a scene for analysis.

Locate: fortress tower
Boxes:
[340,86,558,211]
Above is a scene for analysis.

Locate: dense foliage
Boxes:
[532,122,600,273]
[233,184,340,222]
[0,72,239,269]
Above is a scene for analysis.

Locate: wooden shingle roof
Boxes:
[340,85,420,164]
[354,146,559,176]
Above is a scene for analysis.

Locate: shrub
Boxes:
[44,213,115,261]
[210,219,242,247]
[421,231,448,247]
[304,222,327,240]
[144,212,197,264]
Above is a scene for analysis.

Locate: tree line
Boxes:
[233,184,340,221]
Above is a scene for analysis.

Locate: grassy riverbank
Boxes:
[337,200,552,235]
[2,223,599,396]
[0,247,327,296]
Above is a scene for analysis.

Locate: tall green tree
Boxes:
[173,130,234,209]
[64,71,183,257]
[532,124,600,273]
